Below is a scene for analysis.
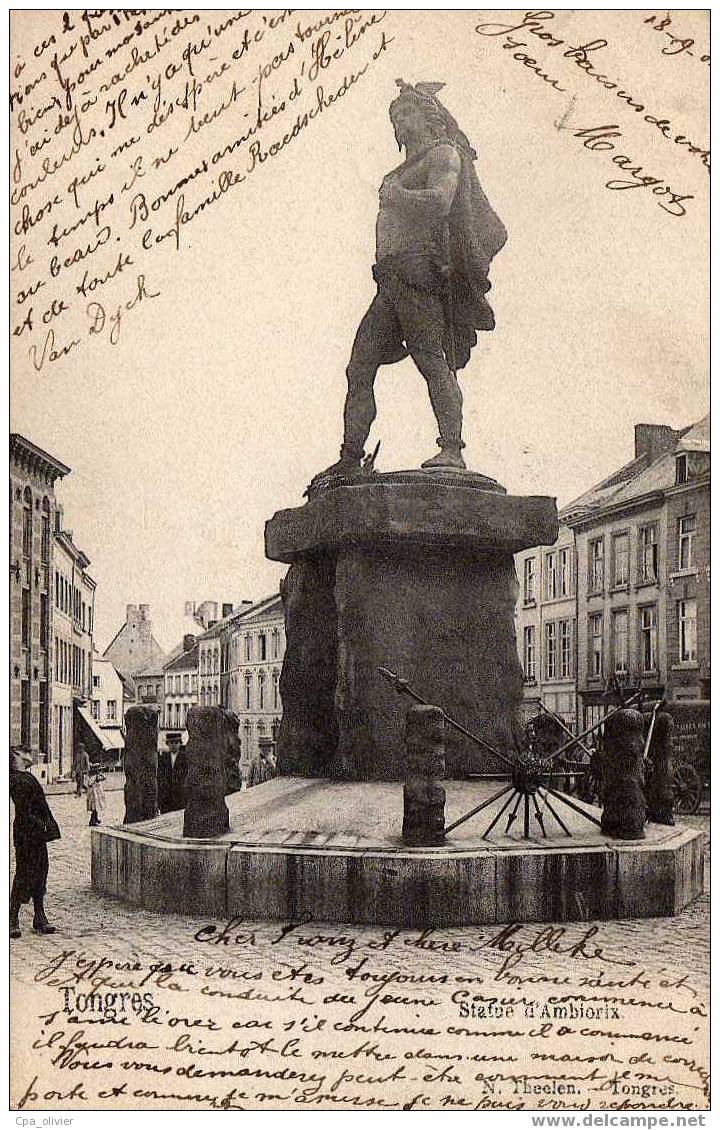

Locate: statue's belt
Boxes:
[373,252,450,292]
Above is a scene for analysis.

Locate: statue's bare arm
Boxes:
[380,145,461,215]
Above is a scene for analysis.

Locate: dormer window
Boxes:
[675,453,688,484]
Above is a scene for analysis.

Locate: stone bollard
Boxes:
[645,712,675,826]
[600,708,646,840]
[123,706,159,823]
[402,705,446,846]
[183,707,230,838]
[222,709,243,796]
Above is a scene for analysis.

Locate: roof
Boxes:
[134,664,165,678]
[54,529,92,573]
[163,642,199,673]
[231,594,283,626]
[676,413,710,453]
[563,414,709,523]
[10,433,71,480]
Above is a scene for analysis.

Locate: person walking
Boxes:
[74,742,90,797]
[10,749,60,938]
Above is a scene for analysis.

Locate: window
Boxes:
[612,610,629,673]
[523,557,536,604]
[638,524,658,583]
[200,653,206,675]
[55,571,60,608]
[157,682,163,697]
[41,501,51,563]
[91,700,100,720]
[273,670,280,709]
[640,606,658,672]
[244,635,252,662]
[259,633,267,661]
[245,674,252,710]
[107,700,117,721]
[21,680,30,748]
[678,600,697,663]
[258,672,266,709]
[40,592,49,650]
[544,552,558,600]
[545,622,557,680]
[21,587,31,647]
[272,628,280,659]
[588,538,604,591]
[184,674,190,693]
[613,533,629,587]
[22,488,32,558]
[559,547,572,597]
[675,453,688,484]
[559,618,572,678]
[589,613,603,677]
[39,681,48,754]
[678,514,696,570]
[523,626,536,681]
[93,675,100,688]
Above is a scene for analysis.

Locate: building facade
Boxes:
[514,523,578,729]
[102,603,166,683]
[198,624,223,707]
[52,526,96,779]
[10,436,71,780]
[162,638,199,744]
[224,595,285,772]
[565,418,709,729]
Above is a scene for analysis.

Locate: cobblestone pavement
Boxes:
[9,790,710,987]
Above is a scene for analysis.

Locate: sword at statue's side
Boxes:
[440,222,457,379]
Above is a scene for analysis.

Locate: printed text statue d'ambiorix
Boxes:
[313,80,507,481]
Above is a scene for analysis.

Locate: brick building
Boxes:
[564,416,709,728]
[52,523,96,779]
[10,435,71,779]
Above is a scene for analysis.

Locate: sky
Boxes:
[10,9,709,654]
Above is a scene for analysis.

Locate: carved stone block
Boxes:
[645,712,675,826]
[222,709,243,795]
[402,704,446,846]
[601,708,646,840]
[123,706,159,824]
[183,708,230,839]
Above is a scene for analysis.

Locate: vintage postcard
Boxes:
[9,8,709,1115]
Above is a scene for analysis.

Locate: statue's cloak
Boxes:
[446,144,507,370]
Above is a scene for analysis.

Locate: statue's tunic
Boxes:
[352,139,507,373]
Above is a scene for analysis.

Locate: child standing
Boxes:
[87,765,106,826]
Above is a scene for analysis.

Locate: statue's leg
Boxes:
[401,288,466,469]
[310,289,403,482]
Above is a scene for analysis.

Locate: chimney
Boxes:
[126,603,138,620]
[139,603,150,619]
[634,424,680,464]
[183,633,196,653]
[222,603,234,618]
[184,601,195,617]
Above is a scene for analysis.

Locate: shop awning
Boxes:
[77,706,125,752]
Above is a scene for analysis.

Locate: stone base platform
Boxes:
[91,778,704,927]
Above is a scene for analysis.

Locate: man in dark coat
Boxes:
[169,735,188,811]
[10,749,59,937]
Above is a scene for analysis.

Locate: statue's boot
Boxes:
[421,437,466,471]
[308,444,363,487]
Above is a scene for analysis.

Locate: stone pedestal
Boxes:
[265,471,557,781]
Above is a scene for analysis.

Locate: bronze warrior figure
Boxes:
[314,80,507,481]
